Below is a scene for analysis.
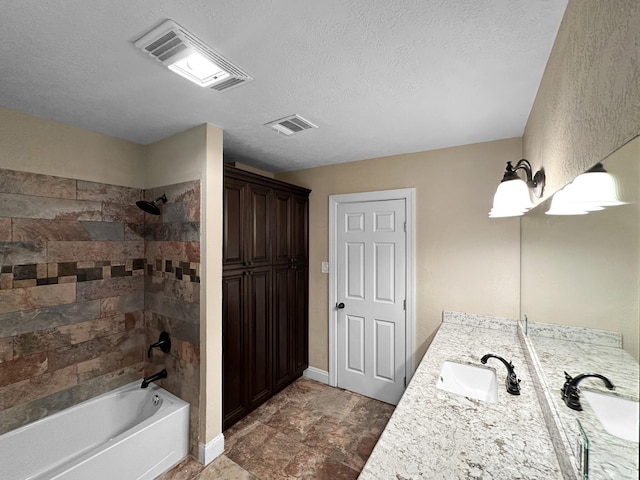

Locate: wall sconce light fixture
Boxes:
[489,159,545,218]
[546,163,625,215]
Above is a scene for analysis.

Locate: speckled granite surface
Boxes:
[525,321,622,349]
[525,329,639,480]
[359,311,562,479]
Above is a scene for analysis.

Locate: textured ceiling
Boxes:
[0,0,568,173]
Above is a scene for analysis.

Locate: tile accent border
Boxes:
[0,259,145,289]
[147,258,200,283]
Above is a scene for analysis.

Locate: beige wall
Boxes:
[277,138,522,370]
[143,126,208,189]
[0,106,145,187]
[523,0,640,197]
[201,125,224,444]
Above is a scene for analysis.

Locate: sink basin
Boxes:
[582,390,639,442]
[436,361,498,403]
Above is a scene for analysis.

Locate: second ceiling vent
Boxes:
[264,115,318,136]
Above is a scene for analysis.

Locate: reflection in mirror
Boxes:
[520,137,639,480]
[521,136,639,360]
[524,325,638,479]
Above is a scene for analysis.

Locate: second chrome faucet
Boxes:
[481,354,521,395]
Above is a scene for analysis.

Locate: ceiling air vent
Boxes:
[265,115,318,136]
[134,19,253,92]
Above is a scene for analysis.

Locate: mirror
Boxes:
[520,136,639,479]
[521,135,639,359]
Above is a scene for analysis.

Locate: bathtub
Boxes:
[0,380,189,480]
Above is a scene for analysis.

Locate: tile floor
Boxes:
[158,377,395,480]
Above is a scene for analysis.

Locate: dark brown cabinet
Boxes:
[223,179,272,269]
[222,165,310,430]
[272,191,309,265]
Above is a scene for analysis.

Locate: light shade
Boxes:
[489,159,545,218]
[565,167,625,208]
[489,178,534,217]
[545,163,625,216]
[545,189,590,215]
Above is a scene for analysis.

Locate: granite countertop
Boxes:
[527,333,639,480]
[359,312,562,479]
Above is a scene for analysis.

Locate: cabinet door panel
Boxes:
[246,267,272,407]
[292,195,309,263]
[222,272,246,428]
[247,184,271,266]
[223,180,246,269]
[273,191,292,264]
[293,264,309,376]
[272,265,293,391]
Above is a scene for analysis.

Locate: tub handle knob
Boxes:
[148,332,171,358]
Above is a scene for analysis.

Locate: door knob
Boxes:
[336,302,345,309]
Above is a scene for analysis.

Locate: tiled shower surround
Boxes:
[0,169,201,455]
[143,181,201,455]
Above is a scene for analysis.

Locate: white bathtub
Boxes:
[0,380,189,480]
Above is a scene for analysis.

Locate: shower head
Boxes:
[136,194,167,216]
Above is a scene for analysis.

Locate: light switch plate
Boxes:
[321,261,329,273]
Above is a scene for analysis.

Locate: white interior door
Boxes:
[336,199,406,404]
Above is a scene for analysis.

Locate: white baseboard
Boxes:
[198,433,224,465]
[303,366,329,384]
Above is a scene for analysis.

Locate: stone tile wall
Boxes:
[0,171,203,457]
[143,180,201,456]
[0,169,146,435]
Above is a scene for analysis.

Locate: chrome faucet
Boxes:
[561,372,615,411]
[481,354,521,395]
[141,369,167,389]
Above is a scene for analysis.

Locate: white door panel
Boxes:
[375,243,395,303]
[346,242,365,299]
[346,315,365,373]
[336,199,406,404]
[374,318,395,381]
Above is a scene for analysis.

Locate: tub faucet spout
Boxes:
[481,354,521,395]
[141,369,167,389]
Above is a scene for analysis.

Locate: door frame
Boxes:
[328,188,416,389]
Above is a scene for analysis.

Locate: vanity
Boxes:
[359,311,563,479]
[361,138,639,479]
[360,312,638,479]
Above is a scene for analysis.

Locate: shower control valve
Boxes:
[148,331,171,358]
